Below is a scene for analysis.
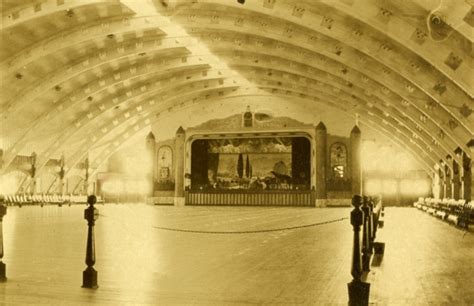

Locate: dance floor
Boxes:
[0,204,473,305]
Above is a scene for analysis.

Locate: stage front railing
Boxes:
[185,190,315,207]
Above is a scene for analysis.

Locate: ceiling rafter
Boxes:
[1,1,134,60]
[1,15,169,73]
[1,27,179,112]
[253,83,442,167]
[241,67,456,163]
[1,0,126,30]
[212,46,464,148]
[168,6,472,132]
[228,55,461,156]
[302,0,472,94]
[183,29,470,150]
[1,57,210,167]
[1,0,471,181]
[60,84,243,177]
[34,73,228,175]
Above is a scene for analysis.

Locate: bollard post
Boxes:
[0,197,6,282]
[377,201,385,228]
[372,198,385,256]
[367,197,374,251]
[361,196,371,272]
[82,195,99,289]
[372,199,380,239]
[348,195,370,306]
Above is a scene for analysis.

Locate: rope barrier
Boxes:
[152,217,348,234]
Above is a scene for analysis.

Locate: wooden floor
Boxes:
[0,204,473,305]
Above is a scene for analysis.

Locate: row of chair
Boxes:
[413,197,473,229]
[2,194,104,206]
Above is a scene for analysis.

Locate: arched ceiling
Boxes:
[0,0,472,178]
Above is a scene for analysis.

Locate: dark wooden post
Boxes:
[315,122,327,201]
[462,148,472,201]
[348,195,370,306]
[174,127,186,206]
[82,195,99,289]
[372,198,380,239]
[452,158,461,200]
[438,165,445,199]
[372,198,386,255]
[0,198,6,282]
[58,159,65,207]
[350,126,362,196]
[146,132,156,197]
[30,152,37,195]
[367,198,375,248]
[361,196,371,271]
[58,154,65,197]
[445,155,453,198]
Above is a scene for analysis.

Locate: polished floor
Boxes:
[0,204,473,305]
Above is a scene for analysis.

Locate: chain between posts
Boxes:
[152,217,348,234]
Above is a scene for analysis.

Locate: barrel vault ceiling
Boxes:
[0,0,472,178]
